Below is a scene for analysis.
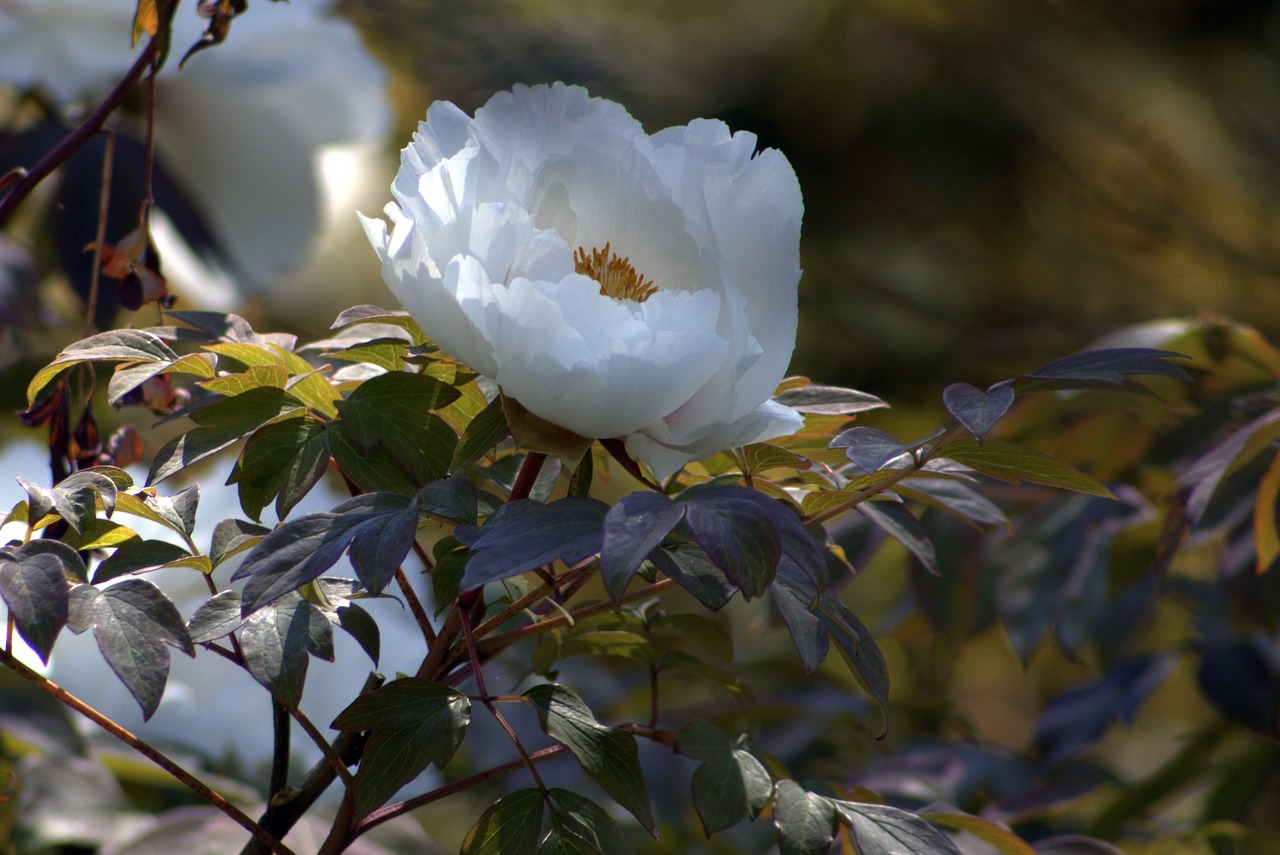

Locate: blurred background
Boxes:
[5,0,1280,396]
[3,0,1280,850]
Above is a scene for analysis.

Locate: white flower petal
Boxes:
[366,84,804,475]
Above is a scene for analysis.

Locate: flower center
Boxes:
[574,243,658,303]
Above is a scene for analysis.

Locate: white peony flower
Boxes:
[361,83,805,479]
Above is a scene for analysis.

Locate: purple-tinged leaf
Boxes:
[677,484,783,599]
[856,500,938,575]
[898,477,1009,528]
[459,498,608,591]
[775,384,889,415]
[769,583,828,672]
[90,578,193,719]
[943,382,1015,442]
[1178,408,1280,525]
[187,590,245,643]
[232,493,416,613]
[600,492,685,601]
[335,602,380,665]
[647,542,735,611]
[1035,653,1175,765]
[92,540,192,584]
[817,591,889,726]
[830,427,911,473]
[1028,347,1191,385]
[0,544,71,663]
[209,518,270,567]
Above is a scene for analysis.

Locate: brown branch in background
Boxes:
[84,129,114,338]
[0,41,158,226]
[0,648,293,855]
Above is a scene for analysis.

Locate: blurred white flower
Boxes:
[362,83,804,478]
[0,0,390,313]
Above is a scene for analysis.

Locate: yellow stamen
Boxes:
[573,242,658,303]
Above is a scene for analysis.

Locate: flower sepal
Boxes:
[501,393,593,466]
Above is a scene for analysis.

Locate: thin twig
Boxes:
[355,744,570,835]
[396,561,435,646]
[84,128,113,336]
[288,704,356,789]
[0,41,158,226]
[0,648,293,855]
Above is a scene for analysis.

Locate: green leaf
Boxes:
[522,683,655,834]
[228,417,330,521]
[93,539,191,583]
[90,578,194,719]
[0,544,71,663]
[319,339,410,372]
[832,801,962,855]
[450,394,510,476]
[113,488,199,539]
[461,788,545,855]
[198,363,289,396]
[60,519,139,552]
[187,590,246,643]
[335,371,459,486]
[330,305,426,343]
[148,387,309,485]
[678,721,772,835]
[276,347,341,418]
[334,602,380,665]
[773,780,837,855]
[329,420,422,495]
[740,442,812,475]
[941,440,1114,498]
[544,789,634,855]
[657,650,753,702]
[28,329,179,403]
[331,677,471,817]
[239,593,333,707]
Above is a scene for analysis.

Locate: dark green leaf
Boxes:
[148,387,309,485]
[545,789,633,855]
[93,540,191,583]
[336,371,459,486]
[943,382,1016,442]
[774,780,837,855]
[228,417,330,521]
[832,801,962,855]
[450,394,509,476]
[523,683,655,834]
[239,593,332,706]
[431,542,468,614]
[335,602,380,665]
[685,726,773,834]
[187,590,246,643]
[91,579,194,719]
[458,499,608,591]
[331,677,470,817]
[0,545,70,663]
[329,420,422,496]
[418,478,478,525]
[461,788,545,855]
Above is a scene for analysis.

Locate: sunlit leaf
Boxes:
[0,544,71,663]
[90,578,193,719]
[239,593,333,707]
[832,800,961,855]
[775,383,889,415]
